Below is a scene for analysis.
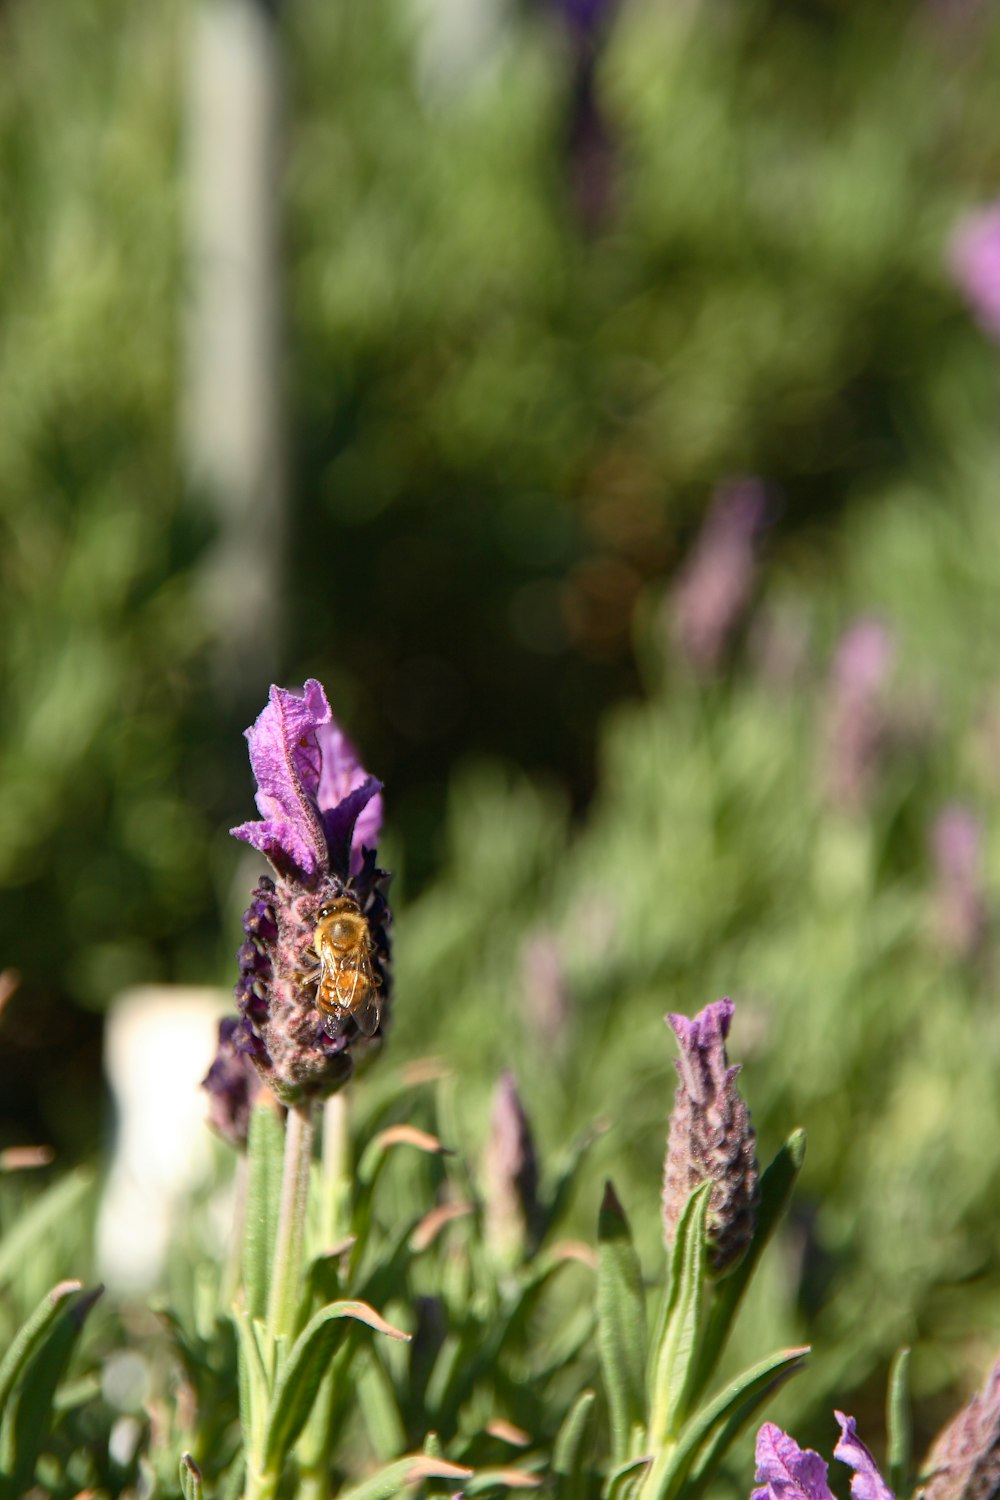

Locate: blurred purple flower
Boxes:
[540,0,620,232]
[668,480,769,676]
[753,1414,893,1500]
[202,1016,274,1149]
[663,998,759,1276]
[820,618,895,813]
[929,804,988,961]
[481,1071,540,1264]
[231,681,391,1105]
[521,933,572,1053]
[922,1353,1000,1500]
[547,0,617,40]
[951,204,1000,346]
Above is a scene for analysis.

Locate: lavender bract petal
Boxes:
[753,1423,837,1500]
[833,1413,895,1500]
[230,681,332,882]
[315,716,384,876]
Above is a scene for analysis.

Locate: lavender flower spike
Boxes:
[230,681,392,1106]
[662,999,759,1276]
[921,1354,1000,1500]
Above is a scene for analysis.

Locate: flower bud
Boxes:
[662,998,759,1276]
[481,1071,540,1266]
[922,1356,1000,1500]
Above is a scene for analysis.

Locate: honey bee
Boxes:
[311,896,382,1039]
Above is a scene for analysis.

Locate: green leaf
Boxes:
[0,1169,91,1289]
[553,1388,597,1500]
[262,1300,410,1469]
[232,1306,271,1464]
[540,1121,607,1247]
[0,1280,82,1421]
[643,1345,809,1500]
[357,1348,407,1461]
[687,1130,806,1405]
[886,1346,912,1500]
[598,1181,648,1467]
[606,1454,653,1500]
[0,1282,102,1497]
[243,1101,287,1322]
[647,1182,711,1447]
[180,1452,204,1500]
[336,1453,473,1500]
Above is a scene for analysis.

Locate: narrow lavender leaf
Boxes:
[597,1182,649,1466]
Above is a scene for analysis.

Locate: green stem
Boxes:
[320,1091,352,1246]
[266,1100,315,1347]
[223,1152,249,1312]
[297,1093,353,1497]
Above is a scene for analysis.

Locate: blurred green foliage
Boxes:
[4,0,1000,1485]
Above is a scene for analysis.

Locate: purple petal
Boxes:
[322,775,384,879]
[833,1414,894,1500]
[667,997,734,1053]
[230,681,331,881]
[753,1423,837,1500]
[315,719,384,873]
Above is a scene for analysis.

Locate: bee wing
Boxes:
[352,991,382,1037]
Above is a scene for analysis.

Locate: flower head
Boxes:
[230,681,391,1105]
[662,998,759,1276]
[922,1354,1000,1500]
[752,1414,893,1500]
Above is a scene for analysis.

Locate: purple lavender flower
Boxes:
[230,681,391,1105]
[662,999,759,1276]
[481,1071,540,1265]
[752,1414,893,1500]
[820,618,895,813]
[929,804,989,961]
[202,1016,275,1149]
[520,933,572,1054]
[668,480,769,676]
[922,1354,1000,1500]
[950,204,1000,346]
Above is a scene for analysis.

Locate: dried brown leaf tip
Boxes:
[662,998,759,1276]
